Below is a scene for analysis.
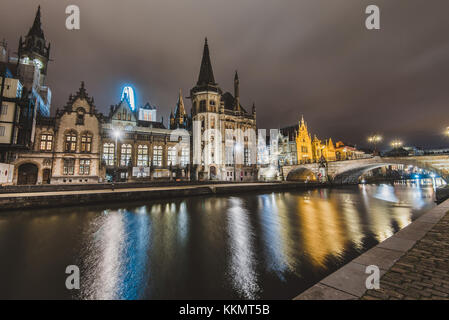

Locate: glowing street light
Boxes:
[391,140,403,149]
[367,135,382,143]
[367,134,382,155]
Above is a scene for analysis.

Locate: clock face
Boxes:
[33,59,43,70]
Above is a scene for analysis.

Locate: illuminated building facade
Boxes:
[335,141,368,160]
[278,116,338,165]
[12,82,103,185]
[0,6,52,164]
[101,87,190,182]
[190,39,257,181]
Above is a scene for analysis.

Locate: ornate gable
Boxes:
[110,97,138,127]
[62,81,96,114]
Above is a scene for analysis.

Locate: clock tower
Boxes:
[18,6,51,86]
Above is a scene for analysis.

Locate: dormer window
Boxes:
[76,108,85,125]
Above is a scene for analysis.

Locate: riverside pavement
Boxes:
[295,198,449,300]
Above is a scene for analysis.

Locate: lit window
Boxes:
[137,145,149,166]
[40,134,53,151]
[81,133,92,153]
[168,147,177,166]
[153,146,163,167]
[103,143,115,166]
[79,159,90,175]
[180,147,189,166]
[120,144,132,166]
[65,131,77,152]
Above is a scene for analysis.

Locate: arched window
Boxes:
[153,146,163,167]
[137,145,149,166]
[168,147,177,166]
[40,133,53,151]
[76,108,85,125]
[103,143,115,166]
[65,131,77,152]
[120,144,132,166]
[81,133,93,153]
[199,100,206,113]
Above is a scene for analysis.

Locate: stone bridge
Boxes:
[282,155,449,184]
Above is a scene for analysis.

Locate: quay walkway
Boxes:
[295,198,449,300]
[0,181,323,210]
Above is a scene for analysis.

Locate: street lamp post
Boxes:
[368,134,382,156]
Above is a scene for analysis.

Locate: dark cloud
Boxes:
[1,0,448,149]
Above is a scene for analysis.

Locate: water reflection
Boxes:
[0,183,440,299]
[226,197,259,299]
[80,207,151,300]
[297,192,347,268]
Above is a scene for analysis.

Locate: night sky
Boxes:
[1,0,449,149]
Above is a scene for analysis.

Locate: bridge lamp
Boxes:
[391,140,403,149]
[367,135,382,155]
[367,135,382,143]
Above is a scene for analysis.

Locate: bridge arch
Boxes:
[331,158,447,184]
[286,167,318,182]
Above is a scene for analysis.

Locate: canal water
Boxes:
[0,180,444,299]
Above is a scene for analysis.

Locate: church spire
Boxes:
[234,70,240,112]
[28,6,45,39]
[197,38,216,86]
[175,89,186,118]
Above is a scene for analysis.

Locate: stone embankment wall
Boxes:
[0,182,327,210]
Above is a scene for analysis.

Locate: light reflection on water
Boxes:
[0,182,441,299]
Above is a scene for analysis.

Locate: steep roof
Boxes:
[191,38,221,94]
[140,102,156,110]
[280,125,298,141]
[197,38,216,86]
[174,89,186,118]
[221,92,248,114]
[27,6,45,40]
